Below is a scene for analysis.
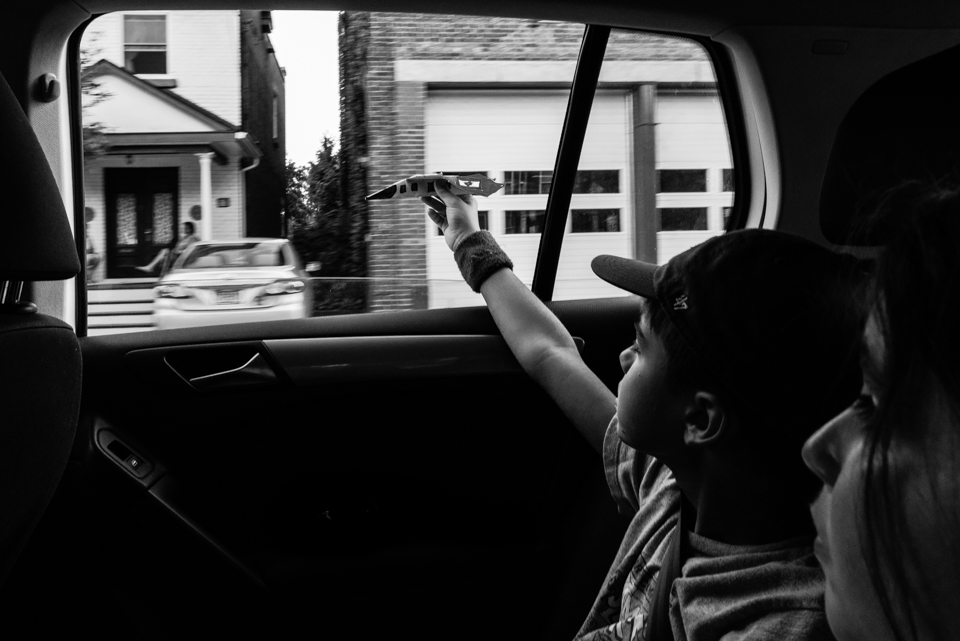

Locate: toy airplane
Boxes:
[366,173,503,200]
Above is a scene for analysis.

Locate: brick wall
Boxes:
[341,12,705,312]
[338,12,370,284]
[240,10,286,237]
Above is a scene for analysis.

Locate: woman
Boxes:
[136,221,199,276]
[802,186,960,641]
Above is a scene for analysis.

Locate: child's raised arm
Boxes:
[423,182,616,453]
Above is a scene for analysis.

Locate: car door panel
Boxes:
[7,296,637,638]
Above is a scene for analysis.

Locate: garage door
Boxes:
[425,89,631,307]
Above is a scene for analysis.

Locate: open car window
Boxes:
[79,11,735,335]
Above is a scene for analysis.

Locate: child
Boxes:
[803,186,960,641]
[424,182,865,640]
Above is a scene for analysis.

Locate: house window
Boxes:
[722,169,734,192]
[573,170,619,194]
[657,169,707,193]
[124,15,167,75]
[571,209,621,232]
[660,207,708,231]
[504,171,552,195]
[505,210,545,234]
[437,211,488,234]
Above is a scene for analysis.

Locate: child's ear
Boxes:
[682,391,727,447]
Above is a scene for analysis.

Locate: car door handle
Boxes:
[170,352,279,390]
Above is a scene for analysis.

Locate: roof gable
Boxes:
[83,60,237,134]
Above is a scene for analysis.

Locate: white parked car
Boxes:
[153,239,314,330]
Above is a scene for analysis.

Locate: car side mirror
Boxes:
[305,261,322,274]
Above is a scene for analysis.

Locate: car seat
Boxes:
[820,42,960,243]
[252,252,281,266]
[0,69,82,584]
[193,254,226,268]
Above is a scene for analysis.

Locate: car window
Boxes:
[79,11,735,334]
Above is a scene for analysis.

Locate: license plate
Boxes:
[216,289,239,305]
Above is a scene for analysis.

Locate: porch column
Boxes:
[196,152,214,240]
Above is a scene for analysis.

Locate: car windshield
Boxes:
[176,243,286,270]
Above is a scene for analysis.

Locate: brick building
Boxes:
[82,10,286,282]
[340,13,733,311]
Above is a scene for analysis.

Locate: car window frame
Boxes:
[66,12,748,334]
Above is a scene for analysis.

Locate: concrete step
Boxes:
[87,313,154,327]
[86,281,157,334]
[88,288,156,303]
[88,301,154,314]
[87,326,156,337]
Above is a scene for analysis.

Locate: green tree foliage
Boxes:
[287,136,367,314]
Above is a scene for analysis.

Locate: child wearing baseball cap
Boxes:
[423,182,865,641]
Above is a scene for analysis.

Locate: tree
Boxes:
[287,136,367,314]
[80,39,112,159]
[285,160,312,230]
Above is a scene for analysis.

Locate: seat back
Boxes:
[820,43,960,244]
[0,314,80,582]
[0,68,82,584]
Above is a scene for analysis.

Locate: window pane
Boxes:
[152,193,174,244]
[115,194,137,246]
[125,50,166,74]
[436,210,488,234]
[124,16,166,45]
[660,207,707,231]
[505,210,545,234]
[504,171,552,195]
[722,168,734,192]
[82,11,580,333]
[571,209,620,233]
[657,169,706,192]
[573,170,619,194]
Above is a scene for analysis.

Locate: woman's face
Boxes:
[801,313,897,641]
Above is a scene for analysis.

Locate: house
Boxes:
[338,13,733,311]
[81,10,286,284]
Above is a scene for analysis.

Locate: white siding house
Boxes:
[81,10,270,282]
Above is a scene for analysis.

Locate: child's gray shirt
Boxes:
[575,416,833,641]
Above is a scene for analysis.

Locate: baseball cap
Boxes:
[592,229,866,434]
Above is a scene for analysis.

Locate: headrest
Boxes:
[252,253,280,266]
[0,72,80,280]
[192,255,224,268]
[820,43,960,245]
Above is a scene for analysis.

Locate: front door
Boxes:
[105,168,179,279]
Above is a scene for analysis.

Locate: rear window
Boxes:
[177,243,287,270]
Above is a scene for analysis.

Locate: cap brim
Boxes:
[591,255,658,297]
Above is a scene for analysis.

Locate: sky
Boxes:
[270,11,340,167]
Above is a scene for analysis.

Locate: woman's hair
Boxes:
[863,183,960,641]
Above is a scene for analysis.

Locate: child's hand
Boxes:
[422,180,480,251]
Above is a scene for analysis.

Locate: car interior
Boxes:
[1,0,958,639]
